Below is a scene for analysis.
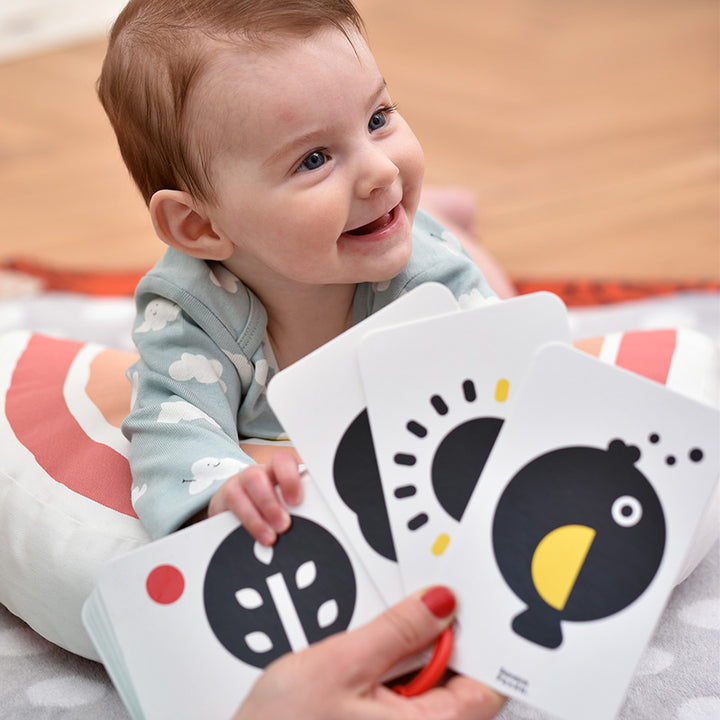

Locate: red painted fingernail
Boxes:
[421,586,456,618]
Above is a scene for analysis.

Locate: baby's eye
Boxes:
[368,104,397,133]
[298,150,327,172]
[368,111,387,132]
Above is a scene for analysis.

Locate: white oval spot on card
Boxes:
[317,599,339,628]
[245,631,273,654]
[235,588,264,610]
[253,542,274,565]
[295,561,317,589]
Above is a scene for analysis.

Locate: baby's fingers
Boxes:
[267,451,304,506]
[244,466,293,531]
[219,470,291,545]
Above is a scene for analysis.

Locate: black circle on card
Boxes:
[492,440,665,649]
[431,416,504,521]
[203,517,357,668]
[333,409,397,561]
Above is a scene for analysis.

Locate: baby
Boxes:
[100,0,496,543]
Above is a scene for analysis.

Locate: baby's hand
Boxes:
[208,451,303,545]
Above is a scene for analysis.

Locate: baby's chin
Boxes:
[362,250,413,285]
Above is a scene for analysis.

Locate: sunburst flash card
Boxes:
[82,474,388,720]
[440,343,720,720]
[356,292,571,594]
[267,282,460,604]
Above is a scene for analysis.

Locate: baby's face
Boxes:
[189,27,425,293]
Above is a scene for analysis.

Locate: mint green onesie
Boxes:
[122,210,495,538]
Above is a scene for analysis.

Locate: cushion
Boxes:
[0,331,295,660]
[0,327,717,660]
[0,332,148,660]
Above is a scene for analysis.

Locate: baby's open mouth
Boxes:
[345,206,396,236]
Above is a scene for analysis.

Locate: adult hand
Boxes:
[232,586,506,720]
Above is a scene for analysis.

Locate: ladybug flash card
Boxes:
[82,474,389,720]
[441,343,720,720]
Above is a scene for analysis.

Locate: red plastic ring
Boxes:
[391,625,454,697]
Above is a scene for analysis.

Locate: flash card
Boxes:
[82,474,389,720]
[442,343,720,720]
[267,283,460,604]
[356,292,571,593]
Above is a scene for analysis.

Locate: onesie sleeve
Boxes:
[122,292,257,539]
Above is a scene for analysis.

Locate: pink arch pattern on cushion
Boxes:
[615,329,677,385]
[85,348,138,428]
[6,335,137,517]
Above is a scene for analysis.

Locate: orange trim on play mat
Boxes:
[512,278,720,306]
[2,258,719,305]
[1,258,146,296]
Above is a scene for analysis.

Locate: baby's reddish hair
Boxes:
[98,0,365,205]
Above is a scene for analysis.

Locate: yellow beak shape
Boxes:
[531,524,597,611]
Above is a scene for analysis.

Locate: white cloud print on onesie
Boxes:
[129,269,260,510]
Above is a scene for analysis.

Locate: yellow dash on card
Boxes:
[432,533,451,556]
[495,378,510,402]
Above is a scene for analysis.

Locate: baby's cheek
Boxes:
[397,131,426,215]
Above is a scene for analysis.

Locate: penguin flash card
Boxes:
[441,343,720,720]
[267,282,460,604]
[356,292,572,594]
[82,475,389,720]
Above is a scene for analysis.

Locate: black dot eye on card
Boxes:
[203,517,357,668]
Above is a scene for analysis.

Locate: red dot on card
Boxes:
[146,565,185,605]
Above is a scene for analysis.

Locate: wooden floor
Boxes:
[0,0,718,280]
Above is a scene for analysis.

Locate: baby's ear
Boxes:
[149,190,233,260]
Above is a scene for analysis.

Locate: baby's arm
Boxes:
[208,451,303,545]
[124,291,281,538]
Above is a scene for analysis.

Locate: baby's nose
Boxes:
[355,147,399,198]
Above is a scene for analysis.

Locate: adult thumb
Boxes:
[348,586,456,682]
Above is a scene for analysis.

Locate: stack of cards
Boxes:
[82,477,392,720]
[83,284,719,720]
[268,283,719,720]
